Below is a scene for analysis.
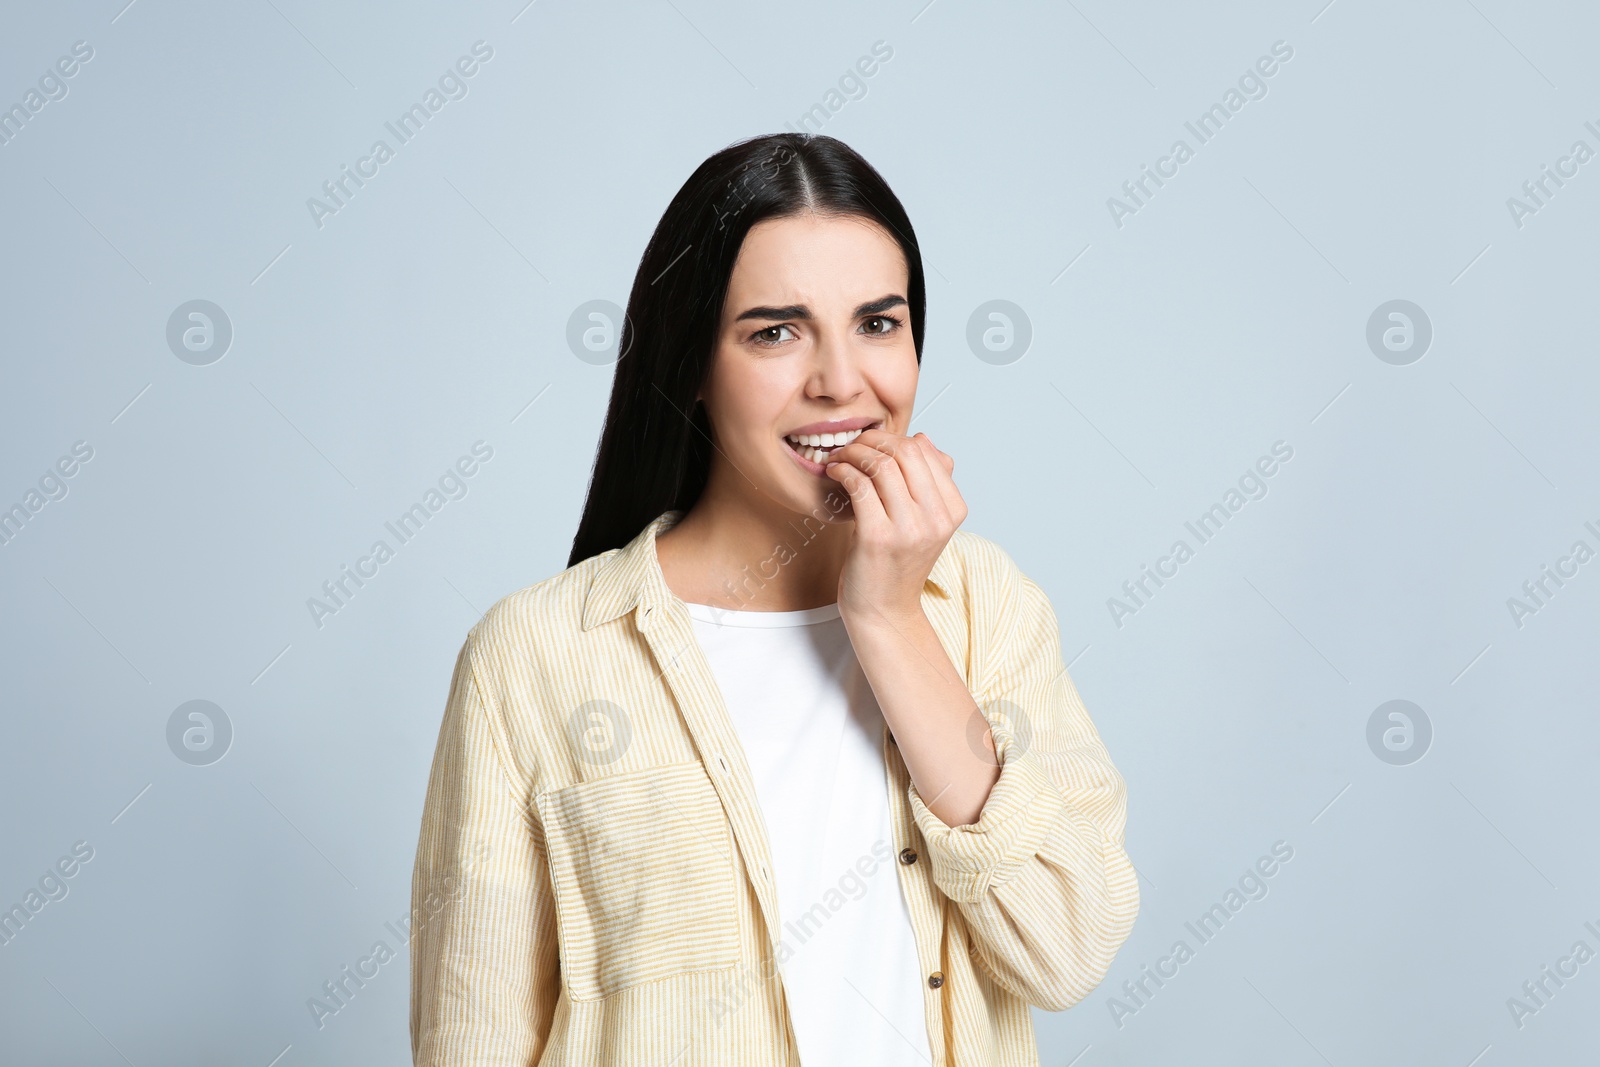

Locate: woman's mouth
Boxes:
[783,425,874,471]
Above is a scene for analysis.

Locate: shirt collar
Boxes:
[579,508,958,631]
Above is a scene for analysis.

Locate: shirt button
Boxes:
[928,971,944,989]
[899,847,918,865]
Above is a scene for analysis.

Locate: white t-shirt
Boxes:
[685,599,933,1066]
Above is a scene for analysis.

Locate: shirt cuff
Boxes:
[906,743,1066,903]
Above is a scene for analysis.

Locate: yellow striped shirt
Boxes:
[410,509,1139,1065]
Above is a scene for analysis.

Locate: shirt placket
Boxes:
[884,719,951,1066]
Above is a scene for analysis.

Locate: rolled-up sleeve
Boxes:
[906,567,1139,1013]
[410,631,560,1065]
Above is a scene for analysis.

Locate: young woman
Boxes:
[410,133,1138,1066]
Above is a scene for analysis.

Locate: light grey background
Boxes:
[2,0,1596,1064]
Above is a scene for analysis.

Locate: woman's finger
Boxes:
[824,454,888,532]
[914,434,966,523]
[880,431,944,516]
[832,431,916,524]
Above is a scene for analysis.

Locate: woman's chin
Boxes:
[772,482,854,523]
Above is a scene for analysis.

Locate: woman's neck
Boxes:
[654,493,854,612]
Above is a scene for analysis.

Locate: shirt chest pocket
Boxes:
[536,758,742,1002]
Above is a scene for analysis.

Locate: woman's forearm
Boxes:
[845,605,1001,828]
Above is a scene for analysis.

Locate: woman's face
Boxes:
[699,211,918,521]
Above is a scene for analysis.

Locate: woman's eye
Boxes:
[862,315,902,336]
[753,324,796,346]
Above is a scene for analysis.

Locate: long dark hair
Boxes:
[566,132,926,568]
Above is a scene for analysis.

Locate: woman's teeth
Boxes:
[785,427,867,464]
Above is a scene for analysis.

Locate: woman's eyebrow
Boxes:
[734,293,908,323]
[855,294,908,317]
